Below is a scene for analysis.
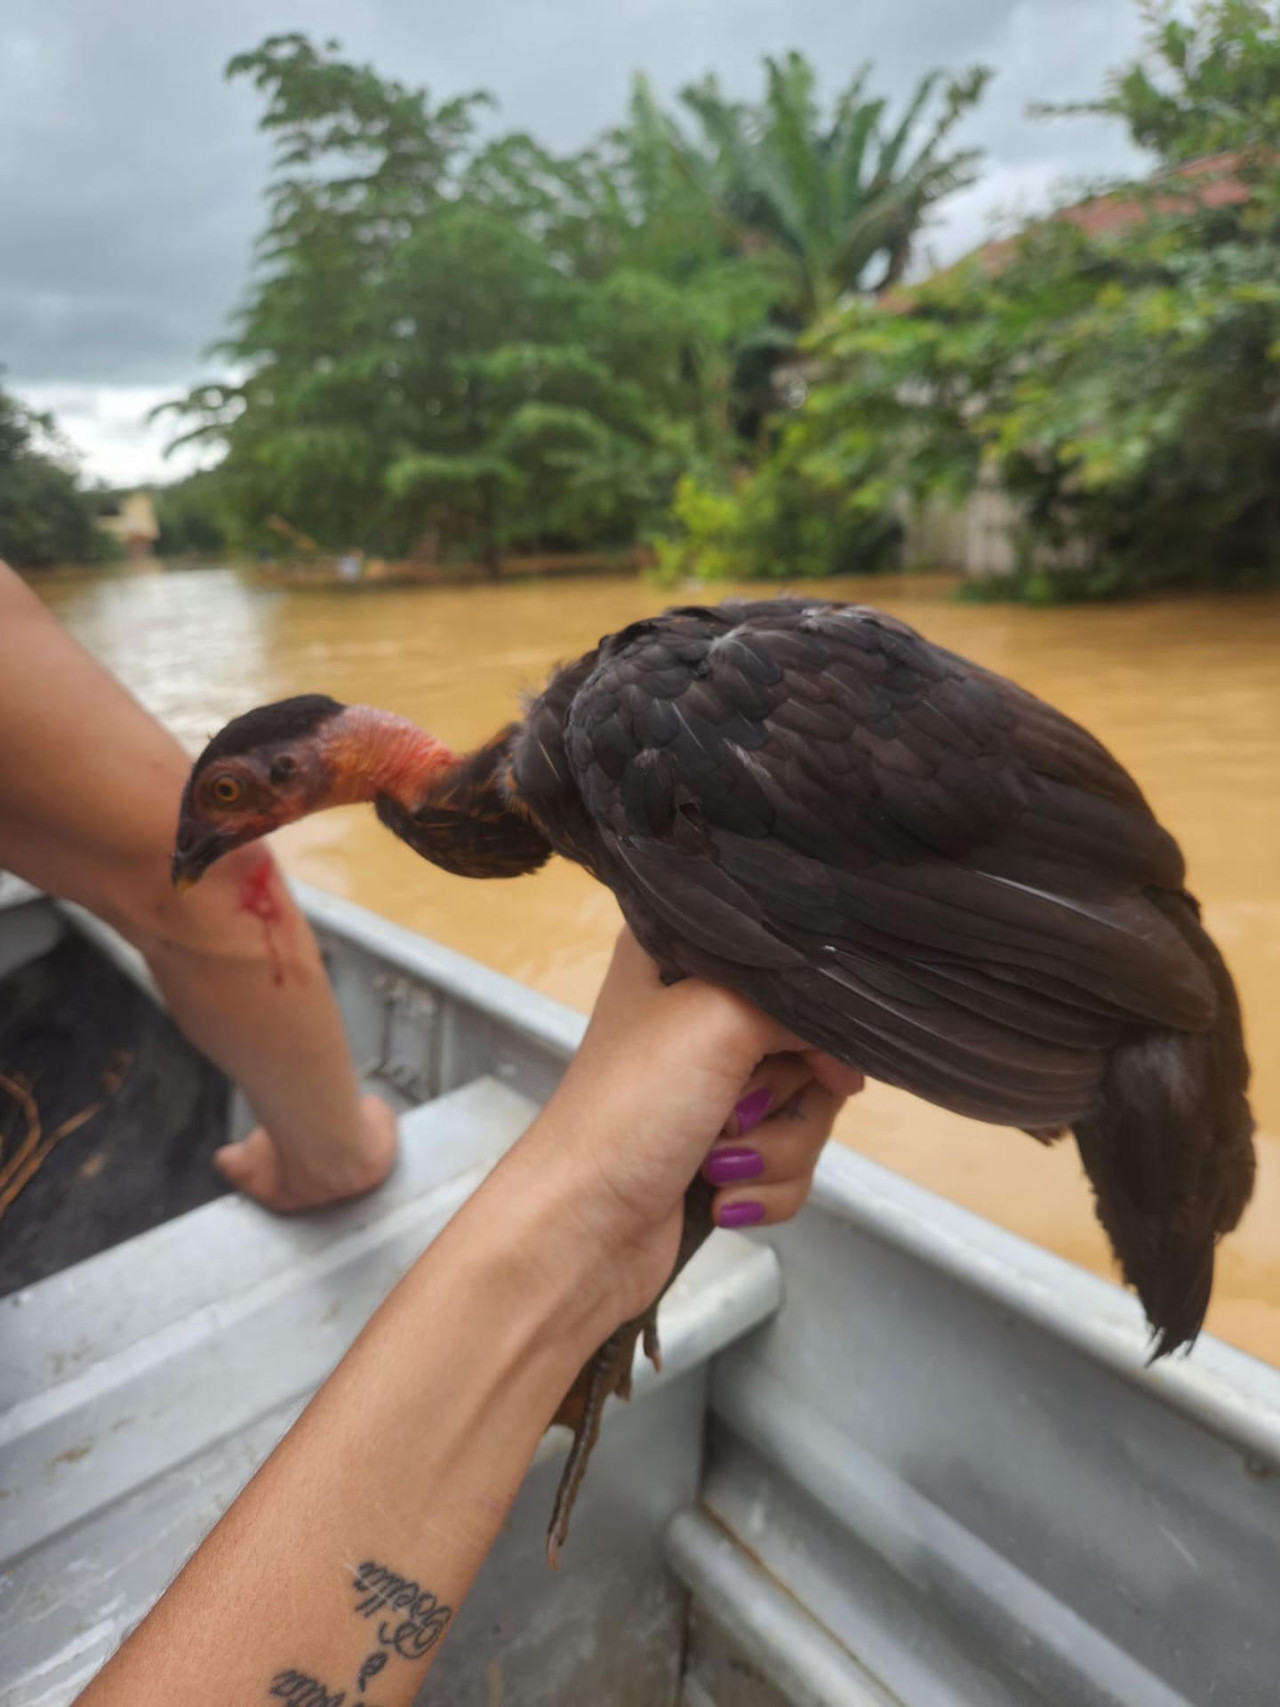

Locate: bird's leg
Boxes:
[544,1176,716,1567]
[641,1312,662,1375]
[545,1323,636,1570]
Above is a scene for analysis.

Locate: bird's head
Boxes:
[172,694,350,892]
[174,694,455,892]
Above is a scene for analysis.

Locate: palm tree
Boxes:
[670,52,991,323]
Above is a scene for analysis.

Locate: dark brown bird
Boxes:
[172,598,1254,1560]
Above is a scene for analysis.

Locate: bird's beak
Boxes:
[170,830,232,894]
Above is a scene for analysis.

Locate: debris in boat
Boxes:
[0,1052,131,1223]
[0,932,230,1294]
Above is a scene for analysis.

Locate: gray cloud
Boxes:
[2,0,1149,474]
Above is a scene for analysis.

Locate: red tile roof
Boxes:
[884,151,1252,309]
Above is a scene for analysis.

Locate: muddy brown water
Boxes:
[33,566,1280,1362]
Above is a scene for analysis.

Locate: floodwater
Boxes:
[34,566,1280,1362]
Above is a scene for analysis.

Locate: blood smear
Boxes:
[238,855,287,986]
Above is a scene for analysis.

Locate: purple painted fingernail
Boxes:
[718,1200,766,1229]
[705,1146,765,1186]
[733,1088,772,1137]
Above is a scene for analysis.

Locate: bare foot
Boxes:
[213,1094,398,1212]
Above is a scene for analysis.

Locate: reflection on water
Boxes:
[35,566,1280,1362]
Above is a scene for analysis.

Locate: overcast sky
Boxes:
[2,0,1149,485]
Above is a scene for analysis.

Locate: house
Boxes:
[97,491,160,560]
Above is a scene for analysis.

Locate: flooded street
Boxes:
[34,566,1280,1362]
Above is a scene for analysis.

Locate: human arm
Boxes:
[0,563,393,1209]
[76,930,863,1707]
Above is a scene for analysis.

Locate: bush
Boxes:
[654,448,905,584]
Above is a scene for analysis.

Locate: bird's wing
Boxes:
[563,601,1216,1127]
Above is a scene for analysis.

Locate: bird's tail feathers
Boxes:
[1072,894,1253,1357]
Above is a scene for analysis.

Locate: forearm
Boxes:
[78,1137,613,1707]
[73,934,856,1704]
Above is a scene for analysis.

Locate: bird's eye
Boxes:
[212,775,241,805]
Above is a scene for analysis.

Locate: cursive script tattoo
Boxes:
[269,1671,350,1707]
[357,1653,387,1692]
[351,1560,452,1661]
[265,1558,450,1707]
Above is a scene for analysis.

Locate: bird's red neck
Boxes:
[317,706,455,811]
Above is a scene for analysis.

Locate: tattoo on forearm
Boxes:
[351,1560,452,1661]
[266,1559,453,1706]
[356,1652,387,1693]
[269,1673,349,1706]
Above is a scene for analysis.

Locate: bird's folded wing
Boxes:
[565,602,1215,1126]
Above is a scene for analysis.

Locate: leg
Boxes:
[0,566,394,1210]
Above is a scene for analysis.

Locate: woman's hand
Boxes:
[511,928,864,1330]
[212,1093,398,1211]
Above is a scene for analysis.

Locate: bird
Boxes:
[172,597,1254,1562]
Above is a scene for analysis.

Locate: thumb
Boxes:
[212,1139,252,1185]
[213,1127,283,1198]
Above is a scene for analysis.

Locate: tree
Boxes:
[557,80,792,465]
[670,53,991,321]
[1047,0,1280,160]
[377,200,678,570]
[158,34,488,556]
[640,52,990,444]
[163,39,748,564]
[0,386,113,569]
[154,470,228,556]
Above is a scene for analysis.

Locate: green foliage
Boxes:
[690,0,1280,597]
[653,456,903,584]
[671,53,991,318]
[653,477,753,582]
[1042,0,1280,162]
[154,471,229,556]
[649,52,989,442]
[162,35,987,566]
[0,387,115,569]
